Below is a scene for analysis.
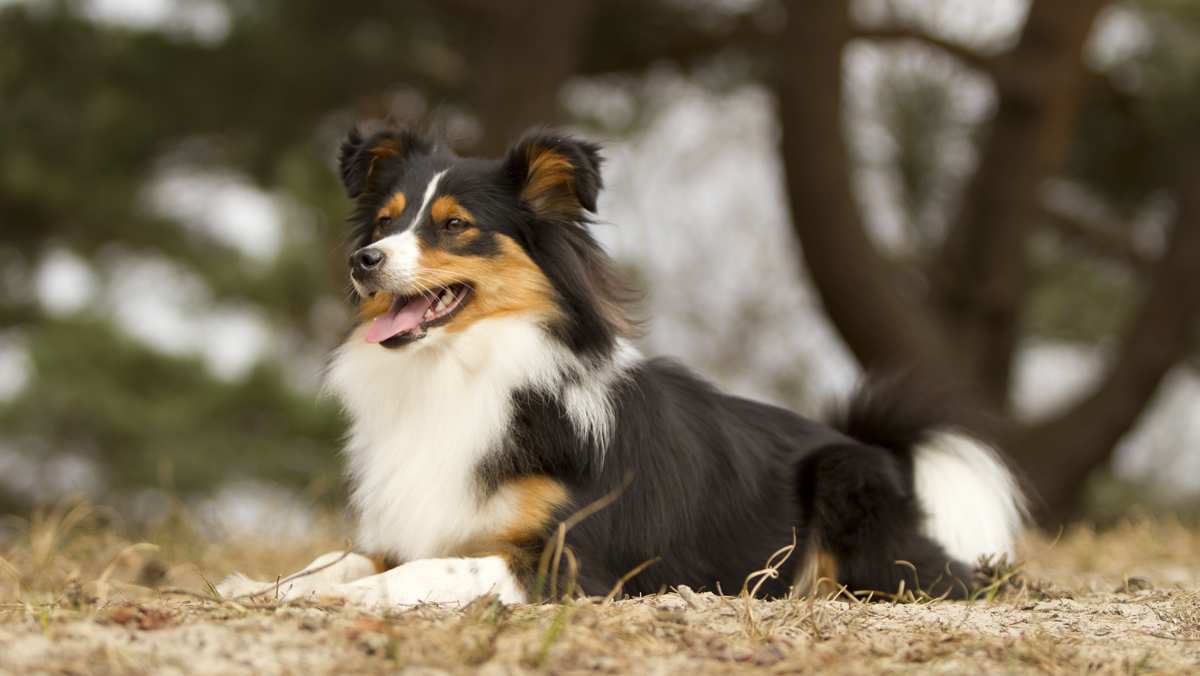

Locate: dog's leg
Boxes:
[797,444,974,599]
[325,555,525,608]
[216,550,379,601]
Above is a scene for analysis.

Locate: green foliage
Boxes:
[878,66,961,250]
[0,0,696,508]
[1025,238,1140,344]
[0,316,345,497]
[1069,1,1200,211]
[0,1,459,506]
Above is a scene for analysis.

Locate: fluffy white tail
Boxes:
[912,431,1027,564]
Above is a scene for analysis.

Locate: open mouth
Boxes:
[364,283,472,347]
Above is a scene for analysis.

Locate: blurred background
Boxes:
[1,0,1198,537]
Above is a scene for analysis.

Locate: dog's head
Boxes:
[338,126,632,355]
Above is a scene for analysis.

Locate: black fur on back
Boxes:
[557,358,847,597]
[506,361,978,600]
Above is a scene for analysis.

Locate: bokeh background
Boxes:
[2,0,1198,536]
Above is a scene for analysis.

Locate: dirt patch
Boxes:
[1,507,1198,674]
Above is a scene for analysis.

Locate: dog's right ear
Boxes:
[501,129,604,223]
[338,127,432,198]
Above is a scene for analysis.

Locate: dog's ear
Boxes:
[338,126,431,198]
[502,130,603,221]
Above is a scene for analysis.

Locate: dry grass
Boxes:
[2,502,1199,675]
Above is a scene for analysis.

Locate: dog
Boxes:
[217,126,1025,607]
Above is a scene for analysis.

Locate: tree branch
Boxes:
[461,0,595,154]
[1040,204,1153,270]
[1017,167,1200,520]
[772,2,967,391]
[931,1,1109,406]
[853,26,997,75]
[576,3,770,77]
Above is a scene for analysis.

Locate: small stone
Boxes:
[676,585,705,611]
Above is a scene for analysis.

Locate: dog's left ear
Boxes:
[339,126,431,198]
[502,130,603,222]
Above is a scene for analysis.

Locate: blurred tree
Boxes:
[775,0,1200,523]
[0,0,758,509]
[0,317,343,497]
[0,0,462,508]
[2,0,1198,524]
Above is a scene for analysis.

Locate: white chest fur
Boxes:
[326,317,630,561]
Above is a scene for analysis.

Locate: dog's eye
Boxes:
[371,216,391,240]
[444,218,468,232]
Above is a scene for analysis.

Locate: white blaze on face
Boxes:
[369,231,421,289]
[364,170,447,290]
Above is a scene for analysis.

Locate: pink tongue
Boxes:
[365,296,434,343]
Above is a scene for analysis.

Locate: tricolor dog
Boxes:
[218,126,1025,606]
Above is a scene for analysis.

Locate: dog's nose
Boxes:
[351,247,385,274]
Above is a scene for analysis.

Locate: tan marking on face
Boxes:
[371,193,408,241]
[415,233,560,331]
[430,195,473,225]
[455,228,482,246]
[357,292,395,321]
[376,192,408,221]
[522,148,579,218]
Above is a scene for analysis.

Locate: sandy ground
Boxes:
[1,505,1198,675]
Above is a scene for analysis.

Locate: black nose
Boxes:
[351,247,385,274]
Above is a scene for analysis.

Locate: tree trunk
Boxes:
[460,0,594,154]
[932,1,1106,409]
[770,0,1200,524]
[1014,167,1200,523]
[772,1,971,396]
